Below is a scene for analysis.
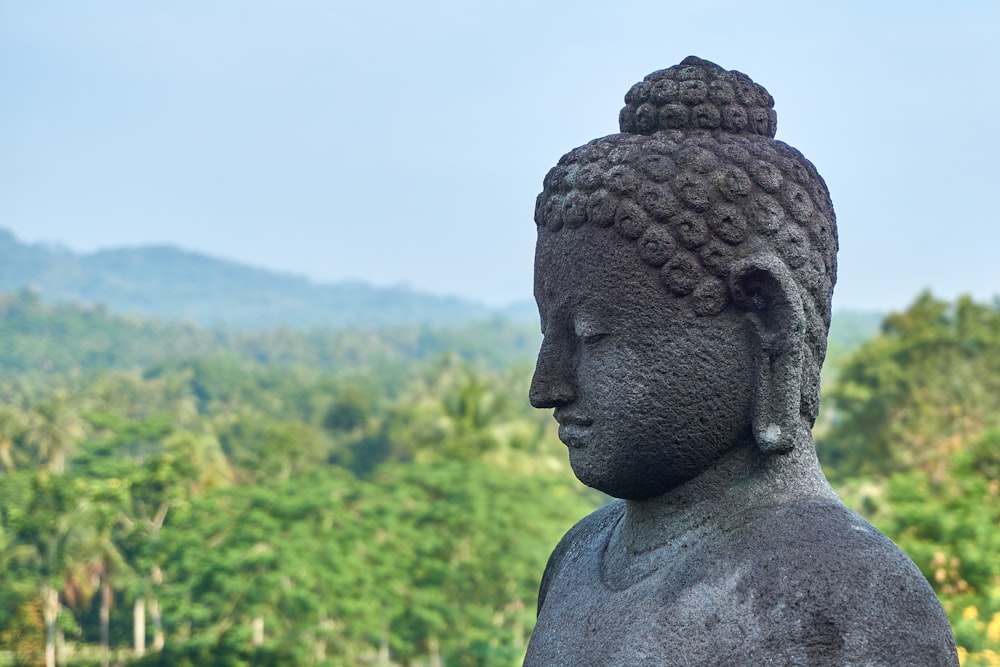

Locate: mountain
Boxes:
[0,229,532,329]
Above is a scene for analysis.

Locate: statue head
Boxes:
[529,56,838,500]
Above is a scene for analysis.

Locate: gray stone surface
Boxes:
[524,56,958,666]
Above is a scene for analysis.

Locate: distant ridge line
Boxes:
[0,228,535,330]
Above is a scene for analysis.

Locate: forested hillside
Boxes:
[2,291,998,665]
[0,229,524,330]
[0,289,540,388]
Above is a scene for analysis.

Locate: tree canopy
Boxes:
[3,290,999,665]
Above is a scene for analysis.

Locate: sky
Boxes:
[1,1,998,311]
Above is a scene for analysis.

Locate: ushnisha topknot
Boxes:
[619,55,777,137]
[533,56,838,424]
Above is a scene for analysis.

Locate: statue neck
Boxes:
[618,435,835,556]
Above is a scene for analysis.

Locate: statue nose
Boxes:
[529,336,576,409]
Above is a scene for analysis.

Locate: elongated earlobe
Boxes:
[728,255,806,455]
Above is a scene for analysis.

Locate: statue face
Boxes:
[530,225,756,500]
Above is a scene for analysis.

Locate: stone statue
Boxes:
[523,56,958,666]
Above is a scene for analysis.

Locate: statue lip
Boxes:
[555,411,593,427]
[556,412,593,449]
[557,422,590,448]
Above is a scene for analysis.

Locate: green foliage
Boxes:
[12,287,1000,663]
[0,289,222,385]
[0,592,45,667]
[0,289,539,395]
[127,634,299,667]
[820,292,1000,480]
[322,386,372,433]
[822,309,884,383]
[0,291,587,665]
[143,461,590,665]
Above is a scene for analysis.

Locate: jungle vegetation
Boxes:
[1,289,999,666]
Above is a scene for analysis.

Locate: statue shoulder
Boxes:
[536,500,624,615]
[739,498,959,665]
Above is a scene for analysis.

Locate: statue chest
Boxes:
[523,517,770,667]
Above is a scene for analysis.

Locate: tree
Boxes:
[71,478,132,667]
[364,459,596,666]
[1,470,46,666]
[0,404,27,471]
[217,415,330,484]
[323,386,373,433]
[819,292,1000,480]
[5,472,90,667]
[25,393,85,475]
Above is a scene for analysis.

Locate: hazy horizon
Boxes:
[3,2,998,311]
[0,224,928,317]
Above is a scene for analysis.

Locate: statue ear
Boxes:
[728,255,805,455]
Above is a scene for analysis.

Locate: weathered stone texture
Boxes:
[524,56,958,666]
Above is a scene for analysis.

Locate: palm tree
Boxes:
[69,478,132,667]
[0,404,27,471]
[7,472,87,667]
[26,393,85,474]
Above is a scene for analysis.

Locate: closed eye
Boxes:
[581,332,609,346]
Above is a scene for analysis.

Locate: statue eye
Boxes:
[581,332,609,346]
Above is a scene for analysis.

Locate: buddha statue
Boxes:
[523,56,958,666]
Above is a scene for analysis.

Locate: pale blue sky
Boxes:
[2,1,998,310]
